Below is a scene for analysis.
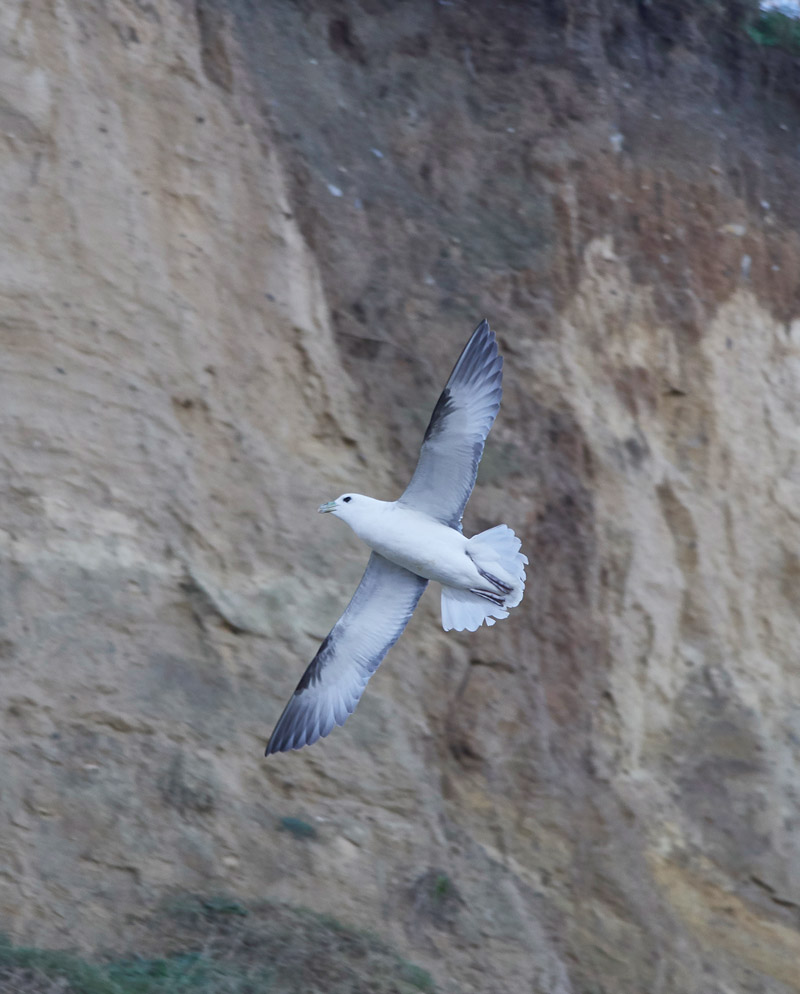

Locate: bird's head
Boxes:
[318,493,371,519]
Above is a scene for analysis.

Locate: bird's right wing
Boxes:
[265,553,428,755]
[397,320,503,529]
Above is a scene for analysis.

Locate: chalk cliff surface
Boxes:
[1,2,799,991]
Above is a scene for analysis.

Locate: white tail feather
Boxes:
[441,586,506,632]
[440,524,527,632]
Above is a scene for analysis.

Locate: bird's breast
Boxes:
[350,509,472,585]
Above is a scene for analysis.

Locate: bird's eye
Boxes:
[343,496,352,503]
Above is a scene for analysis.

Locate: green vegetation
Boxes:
[277,815,318,840]
[0,934,118,994]
[194,896,248,918]
[432,874,455,903]
[0,896,436,994]
[106,951,274,993]
[746,8,800,54]
[396,962,437,994]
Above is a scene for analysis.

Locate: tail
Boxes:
[441,525,528,632]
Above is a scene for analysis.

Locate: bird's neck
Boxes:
[345,498,395,543]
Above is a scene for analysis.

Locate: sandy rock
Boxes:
[1,2,800,992]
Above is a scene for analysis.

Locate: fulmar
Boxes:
[266,320,527,755]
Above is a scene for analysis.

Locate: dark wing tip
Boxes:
[472,319,492,348]
[264,693,326,756]
[420,319,502,446]
[265,696,351,756]
[265,631,338,755]
[422,386,454,442]
[449,318,501,388]
[265,715,294,755]
[264,701,303,755]
[264,684,319,757]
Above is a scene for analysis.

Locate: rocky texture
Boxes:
[1,1,800,992]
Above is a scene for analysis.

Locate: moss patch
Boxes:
[0,896,436,994]
[746,9,800,54]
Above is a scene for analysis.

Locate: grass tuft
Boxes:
[199,896,249,917]
[398,960,437,992]
[746,9,800,54]
[0,896,437,994]
[432,874,454,902]
[277,815,318,840]
[0,933,119,994]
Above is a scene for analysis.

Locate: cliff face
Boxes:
[1,2,800,992]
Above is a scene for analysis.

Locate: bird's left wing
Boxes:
[397,320,503,529]
[265,553,428,755]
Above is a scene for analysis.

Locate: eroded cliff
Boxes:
[1,2,799,992]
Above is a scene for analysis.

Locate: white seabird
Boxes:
[265,320,527,755]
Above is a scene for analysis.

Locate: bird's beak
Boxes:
[318,500,337,513]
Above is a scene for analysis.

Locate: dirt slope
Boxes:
[1,2,799,991]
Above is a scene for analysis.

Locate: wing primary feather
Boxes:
[398,319,504,527]
[265,554,428,755]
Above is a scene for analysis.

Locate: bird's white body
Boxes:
[335,498,474,588]
[323,493,526,632]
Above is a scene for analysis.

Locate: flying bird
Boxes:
[265,320,527,755]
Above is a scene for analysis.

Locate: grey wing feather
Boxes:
[397,319,502,528]
[265,553,428,755]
